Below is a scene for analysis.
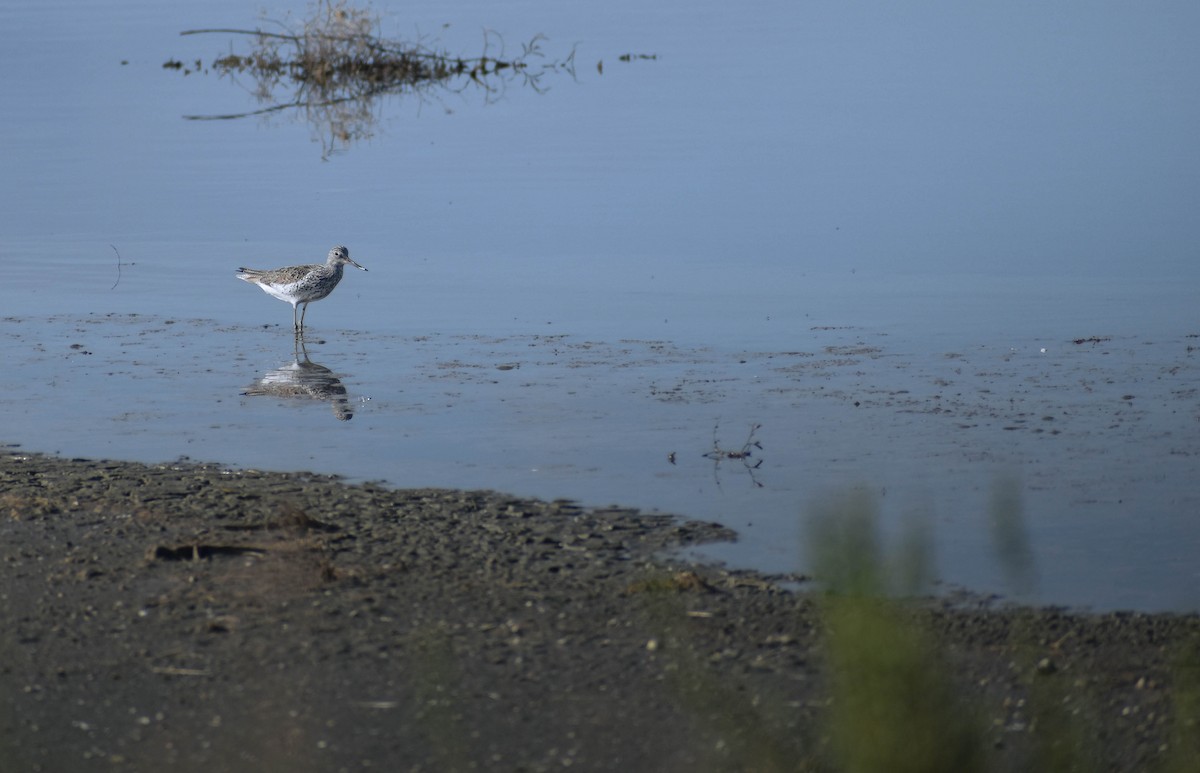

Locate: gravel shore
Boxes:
[1,450,1196,771]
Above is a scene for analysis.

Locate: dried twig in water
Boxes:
[110,244,123,290]
[703,421,764,488]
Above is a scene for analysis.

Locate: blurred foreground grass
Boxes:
[642,481,1199,772]
[810,483,1197,772]
[810,488,985,772]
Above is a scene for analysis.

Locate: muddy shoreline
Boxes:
[1,450,1197,771]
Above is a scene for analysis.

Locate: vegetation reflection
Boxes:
[167,0,578,158]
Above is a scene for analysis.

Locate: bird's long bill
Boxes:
[349,258,368,271]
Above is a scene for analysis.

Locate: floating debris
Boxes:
[703,421,764,488]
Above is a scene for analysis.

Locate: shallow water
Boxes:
[2,0,1199,611]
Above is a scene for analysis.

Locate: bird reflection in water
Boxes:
[241,336,355,421]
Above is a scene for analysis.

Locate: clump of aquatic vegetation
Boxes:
[166,0,577,157]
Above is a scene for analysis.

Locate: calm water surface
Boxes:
[2,0,1198,611]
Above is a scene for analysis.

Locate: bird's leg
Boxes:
[299,302,309,333]
[292,304,300,333]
